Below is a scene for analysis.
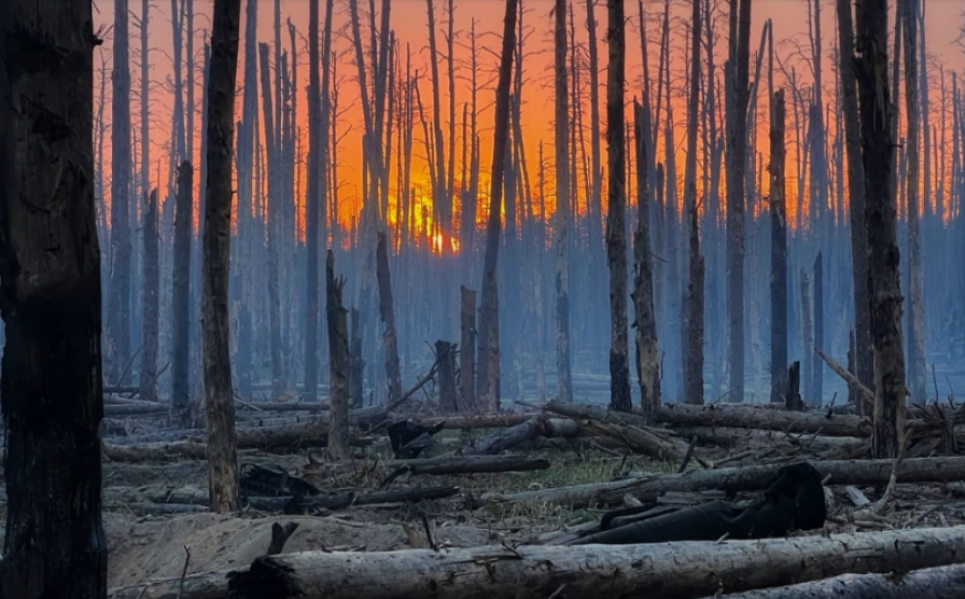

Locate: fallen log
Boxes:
[224,526,965,599]
[466,417,577,455]
[267,485,459,512]
[103,441,208,462]
[477,456,965,510]
[104,403,169,416]
[387,455,550,477]
[579,420,691,462]
[654,403,875,436]
[418,413,537,429]
[676,426,868,455]
[109,572,229,599]
[711,562,965,599]
[545,400,649,426]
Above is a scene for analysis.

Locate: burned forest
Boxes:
[4,0,965,597]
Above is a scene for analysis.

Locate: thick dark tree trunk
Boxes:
[376,231,402,405]
[811,252,824,403]
[437,340,458,412]
[854,0,906,458]
[172,161,194,426]
[201,0,242,513]
[349,307,364,409]
[304,0,321,402]
[682,0,703,407]
[476,0,518,412]
[0,0,107,594]
[553,0,573,404]
[769,90,788,405]
[326,250,351,459]
[140,189,160,402]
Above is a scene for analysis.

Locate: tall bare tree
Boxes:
[683,0,704,406]
[0,0,107,594]
[140,190,160,402]
[769,90,788,405]
[854,0,906,458]
[171,161,194,425]
[553,0,573,403]
[305,0,322,401]
[201,0,242,513]
[476,0,519,412]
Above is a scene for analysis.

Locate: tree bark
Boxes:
[376,231,402,405]
[800,267,814,402]
[855,0,906,459]
[140,189,160,402]
[349,307,364,409]
[436,340,458,412]
[683,0,704,407]
[326,250,351,459]
[811,252,824,403]
[460,286,476,410]
[172,161,194,426]
[476,0,518,412]
[201,0,242,514]
[606,0,631,413]
[553,0,573,405]
[770,90,788,404]
[303,0,321,403]
[0,1,108,595]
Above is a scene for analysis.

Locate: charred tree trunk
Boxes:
[800,267,814,403]
[854,0,906,458]
[172,161,194,426]
[460,286,477,410]
[108,0,133,383]
[682,0,703,407]
[304,0,321,402]
[811,252,824,403]
[553,0,573,404]
[836,0,872,405]
[349,307,364,409]
[0,1,107,594]
[140,189,160,402]
[326,250,351,459]
[606,0,631,413]
[376,231,402,405]
[769,90,788,405]
[201,0,242,514]
[437,340,458,412]
[476,0,518,412]
[632,100,661,417]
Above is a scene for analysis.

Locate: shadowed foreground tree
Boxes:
[0,0,107,595]
[201,0,243,513]
[853,0,906,458]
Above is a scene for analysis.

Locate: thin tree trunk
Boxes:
[109,0,133,384]
[0,1,107,593]
[800,267,814,403]
[476,0,518,413]
[437,340,458,412]
[376,231,402,405]
[854,0,905,458]
[350,307,364,408]
[606,0,631,413]
[770,90,788,405]
[811,251,824,403]
[140,189,160,402]
[201,0,242,514]
[172,161,194,426]
[304,0,321,402]
[553,0,573,404]
[683,0,703,407]
[460,286,477,410]
[326,250,351,459]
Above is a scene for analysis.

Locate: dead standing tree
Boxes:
[201,0,242,513]
[606,0,632,413]
[0,0,107,594]
[553,0,573,404]
[683,0,704,407]
[853,0,906,458]
[376,231,403,405]
[326,250,351,459]
[304,0,322,402]
[140,189,160,402]
[172,161,194,426]
[477,0,519,413]
[769,90,788,405]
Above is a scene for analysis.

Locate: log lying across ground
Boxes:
[109,526,965,599]
[712,562,965,599]
[466,417,577,455]
[477,455,965,510]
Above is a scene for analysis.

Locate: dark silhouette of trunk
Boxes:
[725,0,751,402]
[376,231,402,405]
[854,0,905,458]
[836,0,872,407]
[477,0,518,412]
[437,340,458,412]
[304,0,321,402]
[0,1,107,594]
[683,0,703,407]
[140,0,150,199]
[553,0,573,404]
[585,0,603,268]
[769,90,788,405]
[811,252,824,403]
[108,0,133,383]
[350,307,364,409]
[140,189,160,402]
[800,267,814,402]
[172,161,194,426]
[201,0,242,513]
[787,361,803,411]
[460,286,477,410]
[606,0,631,413]
[901,0,925,405]
[326,250,351,459]
[632,100,661,417]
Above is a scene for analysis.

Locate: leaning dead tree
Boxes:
[605,0,631,413]
[853,0,906,458]
[201,0,242,513]
[477,0,519,412]
[0,0,107,594]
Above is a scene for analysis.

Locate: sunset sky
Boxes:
[92,0,965,242]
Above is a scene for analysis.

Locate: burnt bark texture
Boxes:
[107,0,133,384]
[140,189,160,402]
[326,250,351,459]
[376,231,402,405]
[437,340,458,412]
[770,90,788,405]
[460,286,477,410]
[0,0,108,595]
[201,0,242,513]
[606,0,632,413]
[553,0,573,404]
[854,0,906,458]
[476,0,518,412]
[171,161,194,426]
[304,0,321,402]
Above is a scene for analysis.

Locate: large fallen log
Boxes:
[653,403,876,436]
[545,399,649,426]
[466,417,577,455]
[386,454,550,477]
[222,526,965,599]
[579,420,691,462]
[712,562,965,599]
[477,456,965,510]
[104,403,169,416]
